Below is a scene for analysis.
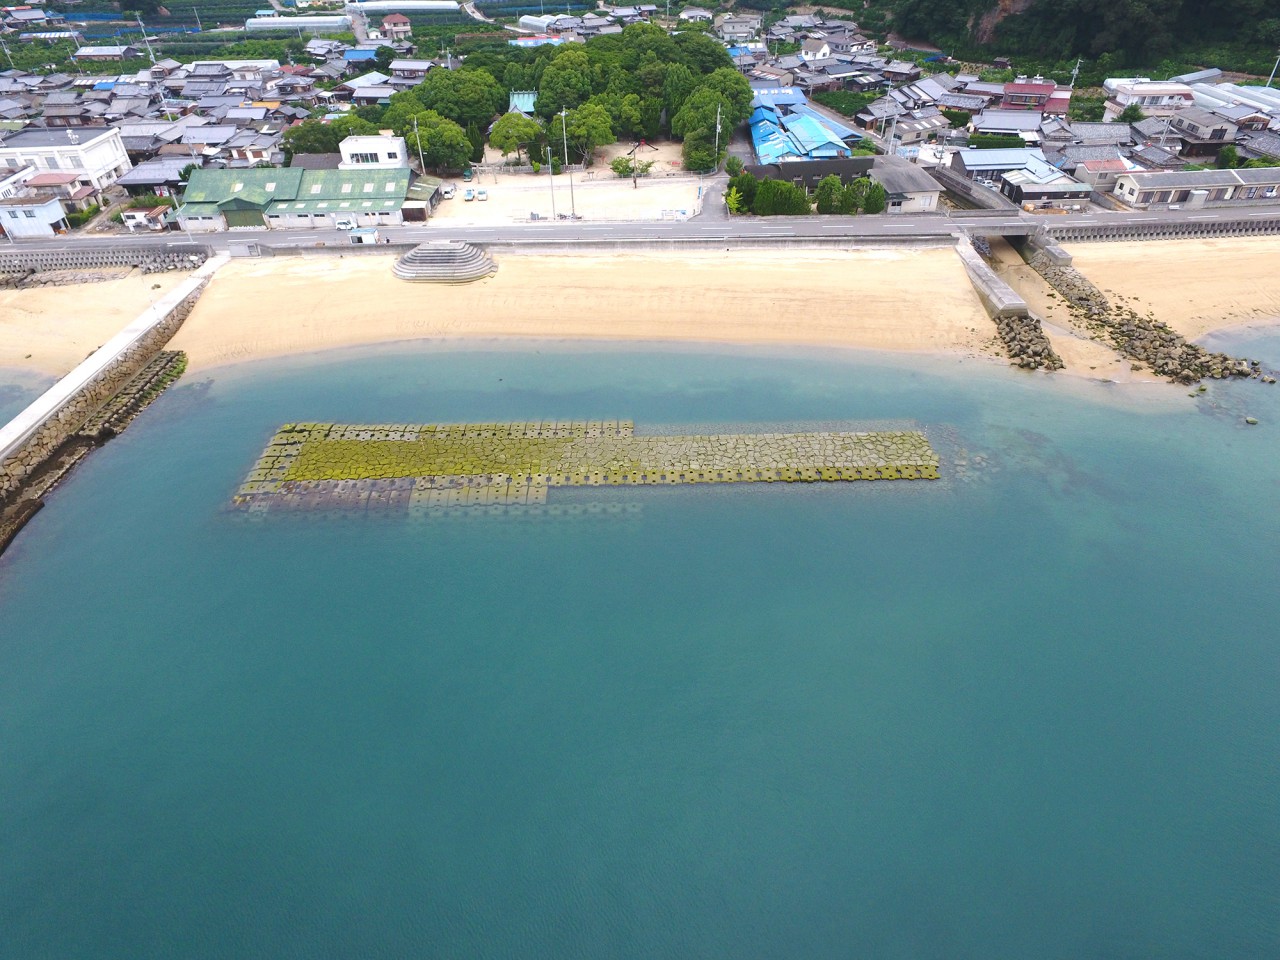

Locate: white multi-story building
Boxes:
[1102,80,1195,121]
[339,134,409,170]
[0,127,132,191]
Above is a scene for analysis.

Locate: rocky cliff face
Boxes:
[973,0,1034,44]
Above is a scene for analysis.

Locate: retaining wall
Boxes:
[0,255,228,501]
[953,237,1028,318]
[0,243,211,273]
[1046,216,1280,242]
[930,165,1019,211]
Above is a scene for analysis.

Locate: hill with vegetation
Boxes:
[844,0,1280,76]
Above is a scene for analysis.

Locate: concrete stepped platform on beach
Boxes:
[392,241,496,283]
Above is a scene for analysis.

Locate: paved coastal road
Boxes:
[5,206,1279,255]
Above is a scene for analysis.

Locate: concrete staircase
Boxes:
[393,241,496,283]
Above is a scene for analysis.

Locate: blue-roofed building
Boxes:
[748,92,862,164]
[508,35,563,48]
[344,49,379,62]
[508,90,537,115]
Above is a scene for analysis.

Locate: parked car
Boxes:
[462,169,473,182]
[441,184,456,199]
[476,189,488,201]
[334,217,356,230]
[463,188,475,201]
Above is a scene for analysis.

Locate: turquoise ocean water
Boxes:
[1,340,1278,958]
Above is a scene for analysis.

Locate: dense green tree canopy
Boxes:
[405,110,472,172]
[413,68,505,128]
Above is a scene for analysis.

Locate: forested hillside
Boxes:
[855,0,1280,73]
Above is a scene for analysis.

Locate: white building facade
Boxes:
[0,127,132,191]
[0,195,69,238]
[339,134,409,170]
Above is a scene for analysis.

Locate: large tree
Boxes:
[489,112,543,162]
[282,116,377,160]
[535,47,593,117]
[562,101,615,165]
[413,68,505,128]
[405,110,472,172]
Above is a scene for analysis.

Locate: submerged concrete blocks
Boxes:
[233,420,941,514]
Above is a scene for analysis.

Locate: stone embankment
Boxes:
[960,237,1063,371]
[0,351,190,554]
[0,256,226,554]
[993,313,1064,371]
[1023,249,1271,384]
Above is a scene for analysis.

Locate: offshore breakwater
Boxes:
[234,420,941,516]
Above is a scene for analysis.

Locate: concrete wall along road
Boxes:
[0,255,228,501]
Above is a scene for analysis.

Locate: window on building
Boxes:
[387,152,398,160]
[6,211,16,219]
[350,152,379,164]
[23,210,35,218]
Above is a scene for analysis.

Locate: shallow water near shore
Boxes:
[2,341,1278,959]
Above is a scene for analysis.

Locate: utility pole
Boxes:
[1268,51,1280,88]
[1070,57,1082,88]
[560,108,576,219]
[712,101,722,171]
[546,144,556,219]
[0,37,13,70]
[136,14,157,63]
[193,7,202,31]
[412,115,426,173]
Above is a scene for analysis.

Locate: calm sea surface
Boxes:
[1,341,1278,959]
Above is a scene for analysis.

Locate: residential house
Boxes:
[678,7,713,21]
[971,108,1043,140]
[120,204,171,231]
[715,13,761,42]
[871,154,941,213]
[115,156,201,198]
[949,146,1052,184]
[381,13,413,40]
[1103,80,1194,121]
[799,39,830,62]
[1073,155,1144,195]
[1000,164,1089,210]
[389,59,433,83]
[0,126,132,190]
[999,79,1055,111]
[0,191,67,237]
[1166,105,1238,157]
[20,170,99,211]
[1113,167,1280,209]
[73,45,141,62]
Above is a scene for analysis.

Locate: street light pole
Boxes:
[546,145,556,219]
[560,108,576,219]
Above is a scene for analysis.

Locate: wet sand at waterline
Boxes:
[167,249,998,371]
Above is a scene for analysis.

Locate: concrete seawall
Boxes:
[0,243,210,273]
[954,237,1028,318]
[1045,215,1280,242]
[0,255,227,501]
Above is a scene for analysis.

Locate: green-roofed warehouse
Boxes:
[175,167,415,232]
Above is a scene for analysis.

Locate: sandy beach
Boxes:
[0,271,191,376]
[1064,237,1280,340]
[167,247,998,371]
[4,238,1279,386]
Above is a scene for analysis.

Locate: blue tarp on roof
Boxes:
[780,113,848,156]
[750,98,855,163]
[751,89,808,110]
[790,103,860,141]
[344,49,378,60]
[93,81,116,90]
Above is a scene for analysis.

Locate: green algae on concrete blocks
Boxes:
[233,420,940,512]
